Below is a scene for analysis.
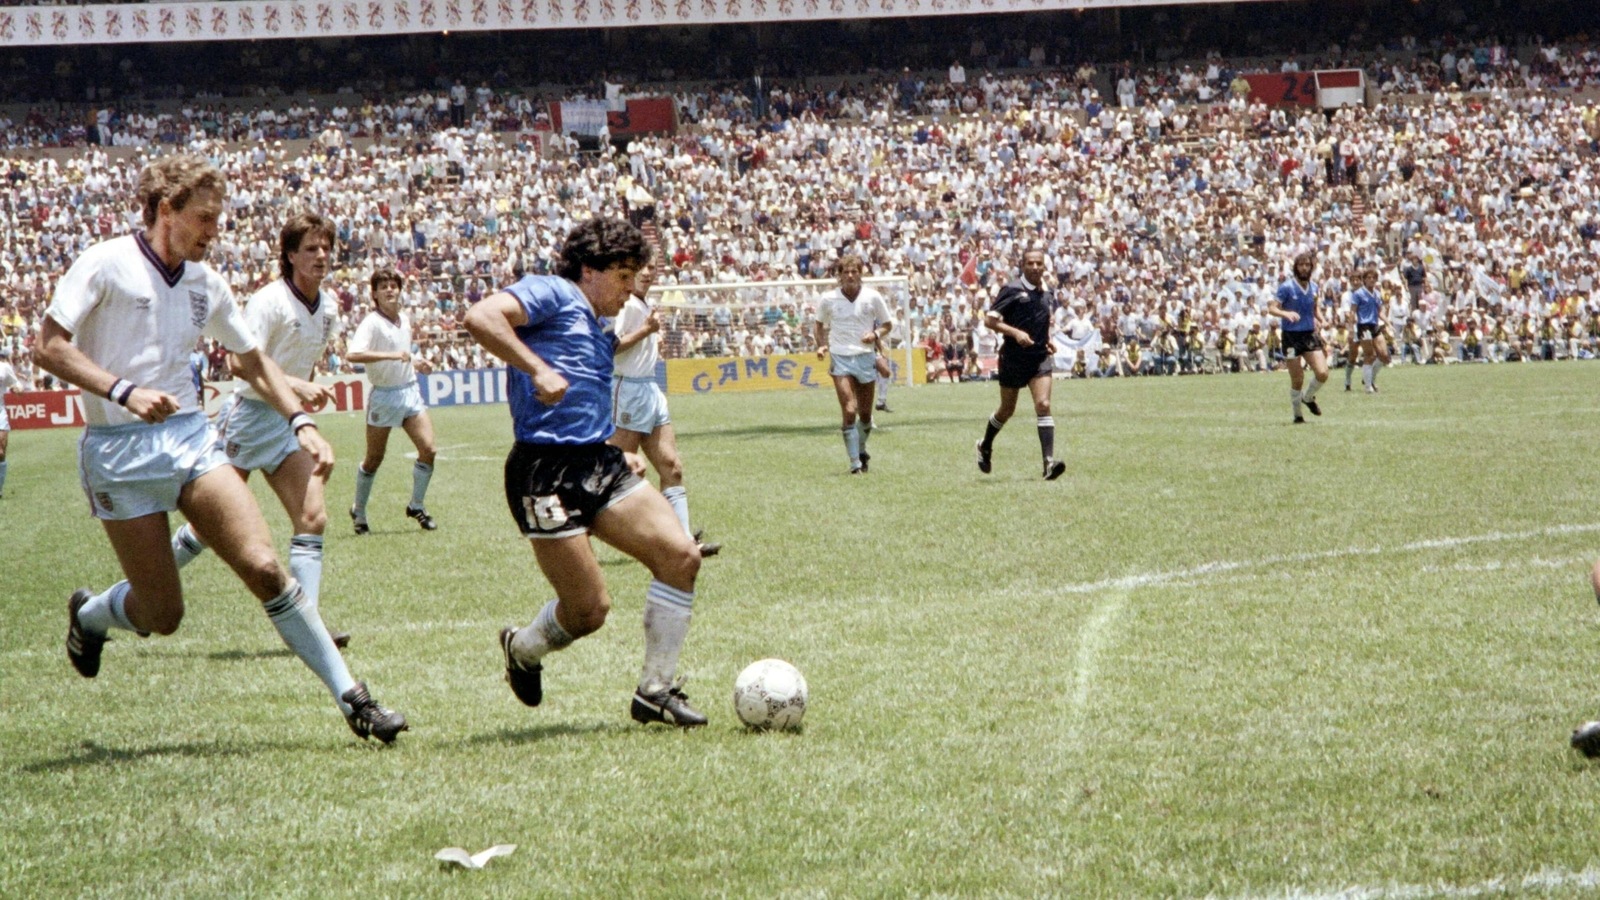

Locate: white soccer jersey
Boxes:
[48,234,256,427]
[238,278,342,402]
[348,309,415,388]
[0,361,16,393]
[612,295,660,379]
[816,287,893,356]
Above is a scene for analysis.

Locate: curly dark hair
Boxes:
[555,218,649,282]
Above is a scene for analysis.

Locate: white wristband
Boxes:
[289,412,317,434]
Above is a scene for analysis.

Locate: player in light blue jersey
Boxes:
[1266,252,1330,424]
[464,218,708,728]
[1349,268,1391,393]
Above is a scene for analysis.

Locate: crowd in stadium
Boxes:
[2,16,1599,390]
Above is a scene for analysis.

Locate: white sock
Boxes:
[1290,388,1303,417]
[78,580,138,635]
[1302,376,1324,402]
[640,580,694,692]
[263,580,357,712]
[172,522,207,568]
[661,485,692,537]
[509,599,574,664]
[1362,364,1373,387]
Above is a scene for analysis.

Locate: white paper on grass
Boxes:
[434,844,517,869]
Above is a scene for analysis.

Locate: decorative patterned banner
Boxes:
[0,0,1280,47]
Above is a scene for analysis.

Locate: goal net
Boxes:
[645,275,921,386]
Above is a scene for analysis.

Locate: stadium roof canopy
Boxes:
[0,0,1284,48]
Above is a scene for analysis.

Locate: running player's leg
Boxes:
[593,486,705,725]
[831,374,862,472]
[1028,373,1064,479]
[183,465,361,714]
[400,409,437,526]
[351,423,392,533]
[853,377,876,471]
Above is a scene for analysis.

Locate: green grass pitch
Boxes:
[4,362,1600,897]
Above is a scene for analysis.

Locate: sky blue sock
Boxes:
[263,580,356,712]
[661,485,692,537]
[352,465,376,518]
[409,462,433,509]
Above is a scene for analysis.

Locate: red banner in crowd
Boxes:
[1242,72,1319,107]
[549,97,677,139]
[5,378,370,430]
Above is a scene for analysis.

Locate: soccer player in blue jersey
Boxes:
[1266,251,1330,424]
[464,218,708,728]
[1350,268,1390,393]
[975,246,1067,479]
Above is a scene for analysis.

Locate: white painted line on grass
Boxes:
[1066,589,1129,742]
[1236,862,1600,899]
[1056,523,1600,596]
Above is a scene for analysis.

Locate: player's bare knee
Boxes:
[417,448,436,466]
[661,456,684,484]
[567,596,611,636]
[653,539,701,590]
[143,602,185,636]
[362,454,384,473]
[238,552,288,600]
[297,507,328,535]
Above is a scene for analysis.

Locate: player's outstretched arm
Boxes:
[35,316,179,423]
[465,292,568,405]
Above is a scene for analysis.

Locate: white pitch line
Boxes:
[1065,589,1129,743]
[1234,863,1600,900]
[1055,523,1600,596]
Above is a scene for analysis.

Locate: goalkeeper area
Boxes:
[646,275,922,385]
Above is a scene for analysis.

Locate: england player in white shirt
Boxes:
[813,254,894,474]
[605,257,719,556]
[345,268,439,533]
[0,347,16,498]
[34,156,406,743]
[192,212,351,648]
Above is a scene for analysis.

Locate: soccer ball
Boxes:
[733,658,808,731]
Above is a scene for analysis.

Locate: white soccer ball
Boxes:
[733,658,808,731]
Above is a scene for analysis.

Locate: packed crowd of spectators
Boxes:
[2,33,1600,392]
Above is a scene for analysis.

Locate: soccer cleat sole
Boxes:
[66,588,106,679]
[500,627,543,707]
[975,440,992,474]
[1045,459,1066,481]
[1572,721,1600,758]
[331,631,351,650]
[350,507,370,536]
[1304,398,1322,417]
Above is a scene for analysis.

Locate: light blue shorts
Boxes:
[611,376,670,434]
[367,383,426,428]
[829,351,876,384]
[216,394,300,474]
[79,411,230,521]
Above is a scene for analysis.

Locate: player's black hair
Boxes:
[555,218,648,282]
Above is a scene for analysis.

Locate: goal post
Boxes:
[646,275,927,394]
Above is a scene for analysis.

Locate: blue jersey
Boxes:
[1351,287,1382,325]
[502,275,617,445]
[1276,279,1318,333]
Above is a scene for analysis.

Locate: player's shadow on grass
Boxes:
[20,739,298,773]
[685,413,974,440]
[206,647,295,662]
[468,722,618,745]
